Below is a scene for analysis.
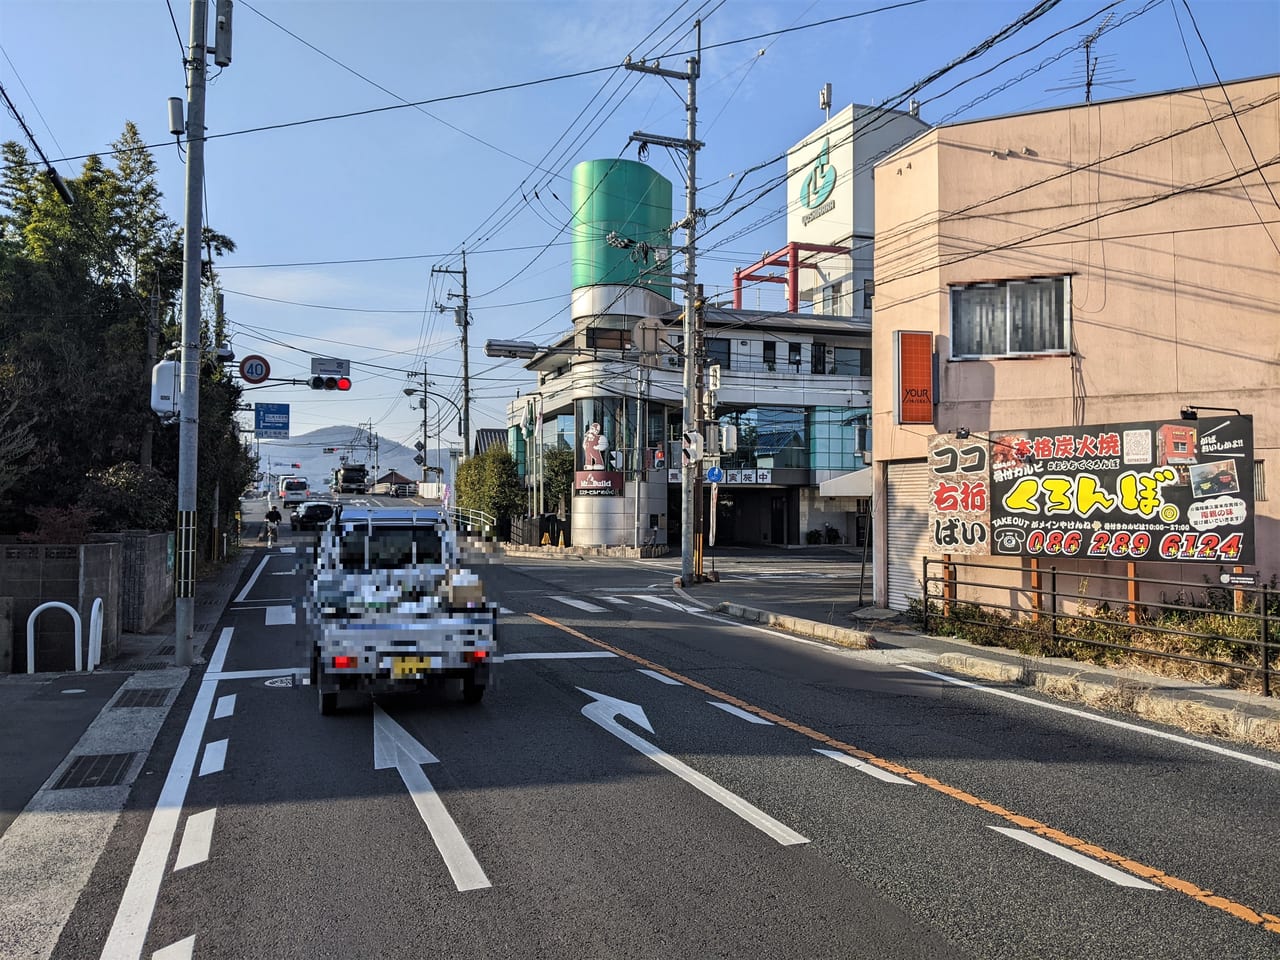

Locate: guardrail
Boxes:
[450,506,496,536]
[921,556,1277,696]
[27,599,105,674]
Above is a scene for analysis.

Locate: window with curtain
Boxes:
[951,276,1070,358]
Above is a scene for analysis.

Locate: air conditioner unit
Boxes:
[666,356,681,367]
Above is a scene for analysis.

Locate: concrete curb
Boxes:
[936,652,1280,752]
[713,601,878,650]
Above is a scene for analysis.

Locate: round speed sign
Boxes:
[239,354,270,384]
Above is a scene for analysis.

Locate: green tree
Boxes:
[541,444,574,516]
[455,446,523,522]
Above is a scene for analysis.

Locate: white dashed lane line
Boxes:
[989,827,1161,890]
[638,669,683,685]
[173,809,217,872]
[814,748,916,786]
[708,701,775,725]
[213,694,236,720]
[198,740,227,777]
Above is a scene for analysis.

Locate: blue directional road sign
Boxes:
[255,403,290,439]
[706,465,724,483]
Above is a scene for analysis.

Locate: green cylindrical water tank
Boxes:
[571,159,672,298]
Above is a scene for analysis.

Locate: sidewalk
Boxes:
[674,572,1280,754]
[0,548,254,842]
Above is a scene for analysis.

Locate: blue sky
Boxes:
[3,0,1277,458]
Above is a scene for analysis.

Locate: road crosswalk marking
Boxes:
[551,596,608,613]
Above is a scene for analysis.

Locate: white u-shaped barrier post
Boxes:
[26,601,83,674]
[88,597,104,672]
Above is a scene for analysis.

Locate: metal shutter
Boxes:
[886,461,933,611]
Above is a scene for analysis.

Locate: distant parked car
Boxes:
[291,501,335,531]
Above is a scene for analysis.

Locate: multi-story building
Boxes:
[871,74,1279,609]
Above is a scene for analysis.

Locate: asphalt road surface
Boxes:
[46,522,1280,959]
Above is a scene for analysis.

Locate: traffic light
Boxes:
[291,463,301,469]
[309,375,351,391]
[323,447,337,454]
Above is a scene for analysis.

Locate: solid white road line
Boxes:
[901,665,1280,773]
[551,596,608,613]
[499,651,618,661]
[173,810,216,872]
[814,748,916,786]
[198,739,227,777]
[578,688,808,847]
[233,555,271,603]
[264,605,295,627]
[150,935,194,960]
[708,701,775,725]
[212,694,236,720]
[637,668,683,686]
[100,629,232,960]
[989,827,1161,890]
[205,668,306,682]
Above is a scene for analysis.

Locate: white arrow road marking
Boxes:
[814,749,916,786]
[173,809,216,871]
[101,628,232,960]
[264,605,295,626]
[151,934,194,959]
[233,555,271,603]
[708,701,774,725]
[552,596,607,613]
[372,706,489,892]
[198,739,227,777]
[637,669,683,686]
[989,828,1161,889]
[212,694,236,720]
[576,688,808,847]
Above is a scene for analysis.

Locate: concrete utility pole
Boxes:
[626,20,702,586]
[432,252,472,457]
[173,0,210,666]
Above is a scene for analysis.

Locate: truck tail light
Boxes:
[333,655,357,669]
[464,650,489,663]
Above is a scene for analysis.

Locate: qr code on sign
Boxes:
[1123,429,1152,465]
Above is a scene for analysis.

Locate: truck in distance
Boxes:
[336,462,369,494]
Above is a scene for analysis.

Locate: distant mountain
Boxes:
[254,426,456,491]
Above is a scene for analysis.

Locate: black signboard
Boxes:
[982,415,1254,564]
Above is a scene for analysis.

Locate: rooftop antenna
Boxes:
[1047,13,1132,104]
[819,82,832,121]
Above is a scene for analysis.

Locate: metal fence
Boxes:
[921,556,1277,697]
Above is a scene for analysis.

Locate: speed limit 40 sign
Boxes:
[239,354,270,384]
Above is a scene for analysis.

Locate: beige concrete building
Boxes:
[871,75,1280,610]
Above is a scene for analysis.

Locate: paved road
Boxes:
[39,539,1280,959]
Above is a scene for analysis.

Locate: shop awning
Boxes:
[818,468,873,498]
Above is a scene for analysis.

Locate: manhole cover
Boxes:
[54,753,137,789]
[264,676,294,688]
[112,688,171,708]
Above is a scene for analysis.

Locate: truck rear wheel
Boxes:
[461,674,485,705]
[318,686,338,715]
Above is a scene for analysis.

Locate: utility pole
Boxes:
[173,0,210,666]
[432,251,471,457]
[626,20,702,586]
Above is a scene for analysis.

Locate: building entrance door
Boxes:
[770,496,786,544]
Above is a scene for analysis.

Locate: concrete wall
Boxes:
[95,531,173,632]
[0,542,121,673]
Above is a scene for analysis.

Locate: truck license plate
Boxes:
[392,656,439,677]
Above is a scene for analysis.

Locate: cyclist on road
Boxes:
[264,504,282,547]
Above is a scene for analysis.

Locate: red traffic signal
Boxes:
[291,463,301,468]
[309,375,352,391]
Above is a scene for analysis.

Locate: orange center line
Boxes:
[527,611,1280,935]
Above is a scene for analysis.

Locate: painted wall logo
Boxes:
[800,138,837,225]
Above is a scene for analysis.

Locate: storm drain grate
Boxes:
[53,753,137,789]
[130,661,171,671]
[112,688,171,708]
[154,645,175,656]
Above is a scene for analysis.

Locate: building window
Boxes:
[586,328,632,350]
[762,341,776,369]
[830,346,870,376]
[811,342,828,375]
[788,342,802,371]
[821,282,843,314]
[1256,460,1267,501]
[706,338,731,370]
[950,276,1070,359]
